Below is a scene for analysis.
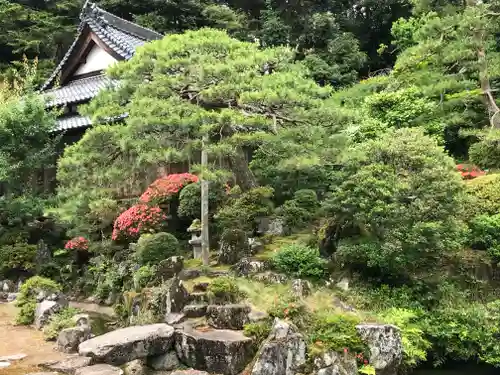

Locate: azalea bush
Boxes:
[456,164,486,180]
[140,173,199,203]
[65,237,89,251]
[112,204,166,241]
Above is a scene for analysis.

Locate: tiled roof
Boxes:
[55,115,93,131]
[44,74,115,107]
[40,1,162,91]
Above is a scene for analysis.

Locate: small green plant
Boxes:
[272,243,327,280]
[133,265,157,290]
[0,242,37,277]
[468,214,500,264]
[267,296,308,327]
[16,276,61,325]
[43,307,81,341]
[308,311,365,354]
[359,364,376,375]
[207,277,246,304]
[243,321,272,343]
[135,232,180,265]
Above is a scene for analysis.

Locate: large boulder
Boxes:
[58,326,92,354]
[164,276,189,315]
[251,318,306,375]
[35,298,68,329]
[157,256,184,281]
[218,229,250,265]
[175,321,256,375]
[231,258,269,277]
[75,364,123,375]
[356,324,402,375]
[42,356,93,375]
[313,351,357,375]
[78,324,175,366]
[206,304,251,330]
[147,351,179,371]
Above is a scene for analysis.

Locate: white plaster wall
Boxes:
[75,44,117,75]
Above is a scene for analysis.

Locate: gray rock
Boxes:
[123,359,148,375]
[0,353,27,361]
[183,304,207,318]
[189,292,208,304]
[248,310,269,323]
[6,292,17,302]
[231,258,269,277]
[252,272,288,284]
[165,276,188,315]
[207,304,251,330]
[248,238,264,254]
[251,318,306,375]
[58,326,92,353]
[75,364,124,375]
[35,298,68,329]
[336,278,349,292]
[147,351,179,371]
[43,356,93,375]
[291,279,312,298]
[332,297,356,313]
[26,373,58,375]
[2,280,13,293]
[356,324,402,375]
[157,256,184,281]
[218,229,250,265]
[79,324,175,366]
[175,321,256,375]
[171,370,209,375]
[179,269,201,281]
[165,313,185,325]
[314,352,357,375]
[73,313,91,327]
[257,217,287,236]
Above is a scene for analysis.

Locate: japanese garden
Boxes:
[0,1,500,375]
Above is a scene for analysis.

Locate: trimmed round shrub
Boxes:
[272,244,327,280]
[135,232,180,265]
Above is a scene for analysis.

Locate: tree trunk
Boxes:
[201,135,210,267]
[227,147,258,191]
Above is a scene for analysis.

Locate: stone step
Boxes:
[174,321,256,375]
[183,304,208,318]
[189,292,209,304]
[207,304,251,330]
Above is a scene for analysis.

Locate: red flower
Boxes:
[456,163,486,180]
[65,236,89,251]
[112,204,167,241]
[343,348,348,354]
[140,173,199,203]
[364,359,368,365]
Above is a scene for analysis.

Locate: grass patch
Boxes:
[254,233,311,261]
[183,276,214,292]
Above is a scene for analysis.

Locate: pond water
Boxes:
[412,363,498,375]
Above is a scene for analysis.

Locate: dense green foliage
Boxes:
[135,232,180,266]
[43,307,80,340]
[15,276,61,325]
[207,276,246,304]
[272,244,327,280]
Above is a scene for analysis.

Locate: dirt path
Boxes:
[0,303,65,375]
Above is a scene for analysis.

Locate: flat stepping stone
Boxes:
[75,364,123,375]
[0,353,27,361]
[207,304,251,330]
[183,304,208,318]
[165,313,186,325]
[43,355,93,375]
[79,323,174,366]
[175,321,256,375]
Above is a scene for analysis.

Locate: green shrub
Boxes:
[243,321,272,343]
[135,232,179,265]
[267,296,308,326]
[43,307,81,341]
[308,311,365,354]
[277,189,319,231]
[468,214,500,264]
[207,277,246,304]
[469,130,500,169]
[215,186,274,232]
[272,244,327,280]
[16,276,61,325]
[0,242,37,277]
[177,182,227,219]
[465,174,500,217]
[133,265,157,290]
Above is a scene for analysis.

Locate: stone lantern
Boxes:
[187,219,202,259]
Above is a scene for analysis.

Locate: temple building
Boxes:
[42,0,162,138]
[38,1,162,191]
